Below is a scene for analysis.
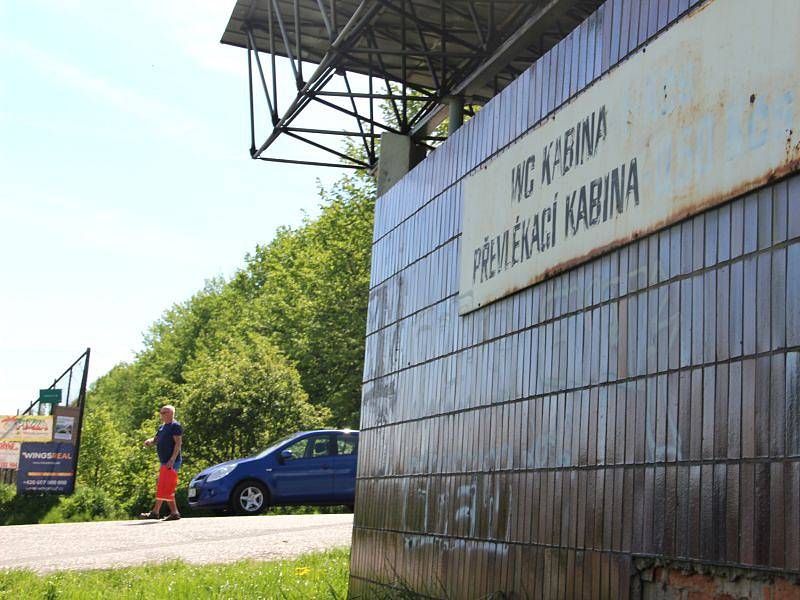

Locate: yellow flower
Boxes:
[294,566,311,577]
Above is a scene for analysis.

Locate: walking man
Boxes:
[139,404,183,521]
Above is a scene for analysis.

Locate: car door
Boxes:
[271,434,335,502]
[330,432,358,501]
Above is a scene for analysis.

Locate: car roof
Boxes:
[297,429,359,435]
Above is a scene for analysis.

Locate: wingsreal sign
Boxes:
[16,442,76,494]
[458,0,800,314]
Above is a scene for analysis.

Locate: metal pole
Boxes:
[257,156,363,169]
[269,0,277,115]
[407,0,440,90]
[286,127,382,137]
[314,90,434,100]
[369,53,375,160]
[247,38,256,154]
[272,0,300,84]
[309,95,401,133]
[365,29,402,126]
[342,72,371,159]
[70,348,90,495]
[247,29,277,123]
[401,0,407,131]
[293,0,303,85]
[282,130,371,166]
[266,126,443,141]
[316,0,334,41]
[65,368,73,408]
[440,0,446,90]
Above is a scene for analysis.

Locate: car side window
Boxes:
[283,438,308,461]
[337,434,358,456]
[308,435,332,458]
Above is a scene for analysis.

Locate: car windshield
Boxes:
[249,434,300,458]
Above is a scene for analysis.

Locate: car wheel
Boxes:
[232,481,269,515]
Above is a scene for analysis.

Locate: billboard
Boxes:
[0,415,53,443]
[459,0,800,313]
[0,441,20,469]
[16,442,76,494]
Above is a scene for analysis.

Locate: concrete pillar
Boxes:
[376,132,426,196]
[447,95,464,134]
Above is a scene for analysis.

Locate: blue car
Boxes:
[187,429,358,515]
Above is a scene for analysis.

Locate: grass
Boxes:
[0,548,351,600]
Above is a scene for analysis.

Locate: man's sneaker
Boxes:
[139,511,159,520]
[162,513,181,521]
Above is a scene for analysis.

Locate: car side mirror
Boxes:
[279,449,294,463]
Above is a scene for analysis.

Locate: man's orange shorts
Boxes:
[156,465,179,502]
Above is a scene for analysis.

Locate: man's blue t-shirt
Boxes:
[156,421,183,468]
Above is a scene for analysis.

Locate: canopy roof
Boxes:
[220,1,602,169]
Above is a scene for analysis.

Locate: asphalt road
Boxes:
[0,513,354,573]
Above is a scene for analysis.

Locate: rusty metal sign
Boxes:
[459,0,800,314]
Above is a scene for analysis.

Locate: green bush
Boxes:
[58,486,122,521]
[0,482,15,505]
[0,488,61,526]
[0,484,125,525]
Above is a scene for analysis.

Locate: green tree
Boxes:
[77,405,127,488]
[235,173,375,425]
[180,334,331,465]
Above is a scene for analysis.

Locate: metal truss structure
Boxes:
[222,1,603,169]
[22,348,91,416]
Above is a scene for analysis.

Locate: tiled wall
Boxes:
[350,0,800,597]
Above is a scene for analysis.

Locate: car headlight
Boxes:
[206,464,237,482]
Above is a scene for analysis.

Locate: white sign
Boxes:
[459,0,800,314]
[54,416,75,441]
[0,441,21,470]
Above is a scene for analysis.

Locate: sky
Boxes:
[0,1,347,414]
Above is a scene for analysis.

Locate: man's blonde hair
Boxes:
[161,404,176,417]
